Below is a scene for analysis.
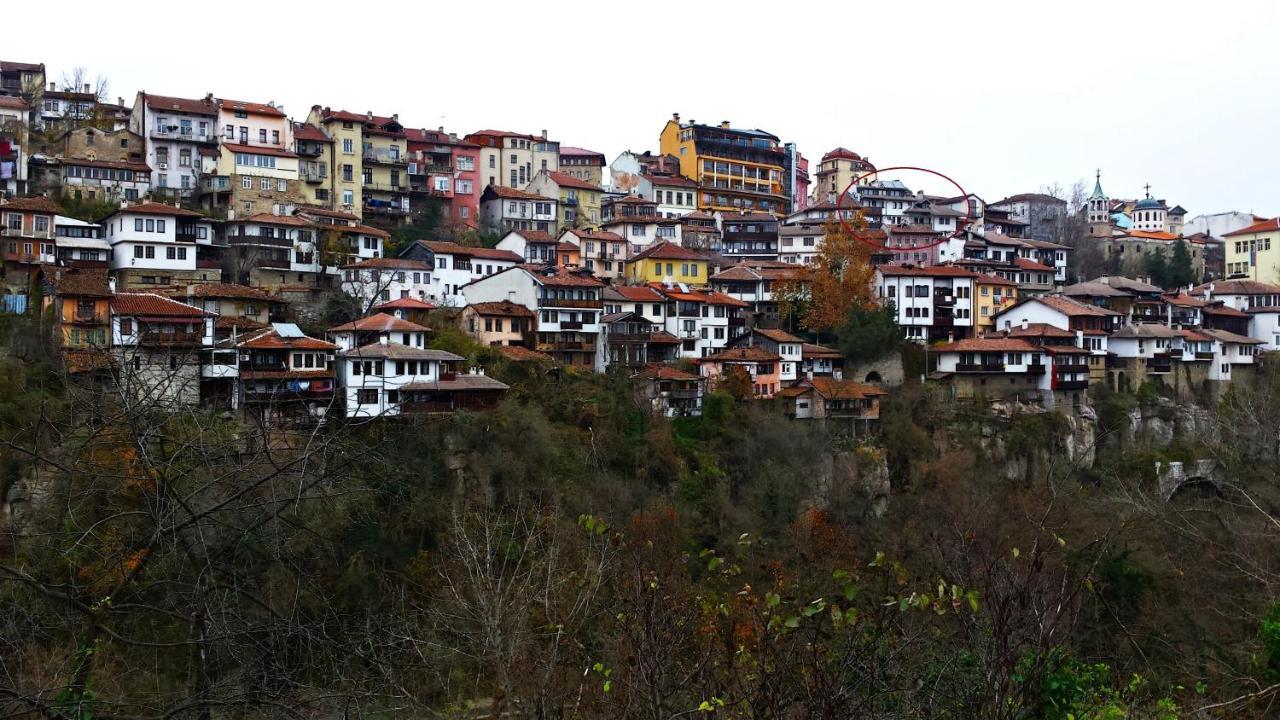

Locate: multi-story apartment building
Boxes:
[557,146,606,185]
[0,95,31,196]
[811,147,874,205]
[526,169,603,228]
[0,61,45,108]
[398,239,522,305]
[722,212,780,261]
[658,114,789,216]
[1221,217,1279,282]
[1,195,58,291]
[875,265,980,342]
[358,114,409,226]
[988,193,1068,243]
[625,241,709,286]
[207,98,300,219]
[404,127,482,225]
[561,228,628,280]
[110,292,214,407]
[293,121,332,208]
[479,185,558,234]
[130,93,220,200]
[303,107,366,217]
[54,215,109,266]
[645,173,699,218]
[222,213,324,289]
[465,129,560,190]
[101,202,219,289]
[38,82,97,130]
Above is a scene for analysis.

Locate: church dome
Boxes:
[1135,197,1161,210]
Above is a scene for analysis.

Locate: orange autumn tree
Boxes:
[776,214,879,334]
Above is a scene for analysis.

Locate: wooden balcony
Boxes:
[538,297,602,309]
[955,362,1005,373]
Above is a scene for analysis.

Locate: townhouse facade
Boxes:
[659,114,789,215]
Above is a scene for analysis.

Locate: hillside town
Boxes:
[2,58,1278,427]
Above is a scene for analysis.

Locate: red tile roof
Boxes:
[1194,279,1280,295]
[809,377,887,399]
[111,293,211,317]
[652,287,749,307]
[179,283,279,301]
[877,264,977,278]
[1028,294,1121,317]
[1222,218,1279,237]
[237,212,317,228]
[219,98,286,117]
[115,202,207,219]
[633,364,702,381]
[557,146,605,159]
[468,300,535,318]
[546,171,603,192]
[485,185,548,201]
[499,345,556,363]
[802,342,842,359]
[346,224,391,239]
[0,196,60,213]
[374,297,435,311]
[327,313,430,333]
[605,285,666,302]
[701,346,781,363]
[523,266,605,288]
[340,257,432,270]
[643,173,698,188]
[934,337,1039,352]
[1000,323,1075,339]
[144,93,219,116]
[292,122,331,143]
[509,230,557,243]
[629,241,708,262]
[235,327,335,351]
[821,147,865,162]
[222,142,298,159]
[46,266,111,297]
[752,327,803,343]
[416,240,523,262]
[563,229,625,243]
[0,96,29,110]
[1122,230,1181,241]
[1013,257,1054,272]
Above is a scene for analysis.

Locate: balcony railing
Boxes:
[1026,362,1046,375]
[303,170,326,183]
[1055,380,1089,390]
[363,152,405,166]
[69,311,107,324]
[955,362,1005,372]
[559,320,584,330]
[363,182,408,193]
[1055,362,1089,374]
[1194,351,1215,361]
[538,297,602,309]
[151,128,217,144]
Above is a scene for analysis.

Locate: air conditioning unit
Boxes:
[158,162,168,170]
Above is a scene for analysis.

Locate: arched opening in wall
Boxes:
[865,371,882,383]
[1072,392,1081,410]
[1118,371,1128,393]
[1106,371,1116,391]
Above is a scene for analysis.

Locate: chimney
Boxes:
[437,126,443,132]
[392,113,398,122]
[205,93,214,104]
[379,334,388,345]
[720,120,731,129]
[1021,319,1029,330]
[108,277,117,294]
[366,111,373,121]
[672,112,680,122]
[84,83,91,94]
[268,100,275,108]
[540,129,547,139]
[48,82,55,92]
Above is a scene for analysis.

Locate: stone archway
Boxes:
[865,371,882,383]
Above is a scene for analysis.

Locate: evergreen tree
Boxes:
[1142,249,1168,288]
[1166,239,1197,288]
[836,303,903,364]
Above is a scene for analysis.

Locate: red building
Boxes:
[404,127,481,229]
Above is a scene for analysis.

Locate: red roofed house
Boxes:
[778,377,887,424]
[1,195,59,291]
[212,323,337,420]
[463,128,559,193]
[101,202,221,289]
[327,312,430,353]
[729,327,804,382]
[526,168,605,228]
[110,292,215,406]
[479,184,559,234]
[171,282,285,342]
[633,364,705,417]
[930,336,1089,407]
[340,257,435,312]
[404,127,481,226]
[698,346,783,398]
[461,264,605,367]
[875,264,981,342]
[561,228,628,280]
[495,229,560,264]
[461,300,536,348]
[558,146,606,186]
[597,310,680,371]
[128,92,220,201]
[204,97,300,218]
[1222,217,1280,286]
[337,339,507,418]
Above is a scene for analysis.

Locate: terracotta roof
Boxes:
[343,342,462,360]
[609,195,657,205]
[328,313,429,333]
[546,171,603,192]
[235,326,335,351]
[346,224,391,239]
[1222,218,1279,237]
[1194,279,1280,295]
[319,109,370,123]
[974,272,1018,287]
[563,229,625,243]
[556,241,579,253]
[1111,323,1179,339]
[604,285,666,302]
[877,264,977,278]
[180,283,278,301]
[0,196,60,213]
[1121,230,1181,241]
[46,266,110,297]
[522,266,605,288]
[629,241,707,262]
[236,213,316,228]
[1021,294,1121,318]
[802,342,842,359]
[651,285,749,307]
[296,206,360,221]
[724,211,779,223]
[633,364,702,381]
[0,97,29,110]
[934,337,1040,353]
[221,142,298,159]
[1178,328,1214,342]
[374,297,435,311]
[809,377,887,399]
[499,345,555,363]
[214,315,267,331]
[401,374,510,392]
[340,257,432,270]
[1200,328,1264,345]
[468,300,535,318]
[1202,305,1249,318]
[485,185,548,201]
[292,122,330,143]
[711,265,765,282]
[701,346,781,363]
[557,146,605,159]
[821,147,865,162]
[1063,281,1131,298]
[1013,257,1054,272]
[111,293,210,317]
[219,98,286,117]
[649,331,680,344]
[60,158,152,173]
[416,240,523,262]
[0,60,44,72]
[115,202,207,219]
[144,93,219,116]
[1001,323,1075,339]
[1162,293,1208,308]
[752,327,803,343]
[508,230,556,243]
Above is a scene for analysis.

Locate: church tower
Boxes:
[1087,170,1112,237]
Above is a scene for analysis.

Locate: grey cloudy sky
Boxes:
[8,0,1278,214]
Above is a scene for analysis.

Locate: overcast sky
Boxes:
[8,0,1278,215]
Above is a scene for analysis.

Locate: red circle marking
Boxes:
[835,165,977,252]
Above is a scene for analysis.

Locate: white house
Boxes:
[398,239,523,306]
[462,265,604,368]
[130,92,220,198]
[1193,279,1280,350]
[54,215,109,264]
[101,202,216,286]
[495,229,559,264]
[479,185,558,234]
[337,341,466,418]
[601,215,683,252]
[327,313,430,353]
[341,257,435,309]
[561,228,629,279]
[1200,328,1263,381]
[875,265,978,342]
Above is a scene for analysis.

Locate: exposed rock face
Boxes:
[811,448,892,518]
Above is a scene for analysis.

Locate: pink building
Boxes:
[405,128,482,229]
[793,152,810,212]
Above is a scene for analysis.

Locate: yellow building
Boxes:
[625,241,709,286]
[1223,217,1280,281]
[305,107,412,225]
[658,114,788,216]
[811,147,876,205]
[293,121,333,208]
[974,273,1019,332]
[527,169,603,228]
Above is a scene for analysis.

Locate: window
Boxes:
[277,179,287,192]
[258,128,267,143]
[179,149,191,167]
[224,124,234,139]
[145,219,155,232]
[242,176,252,189]
[272,130,280,145]
[357,389,378,405]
